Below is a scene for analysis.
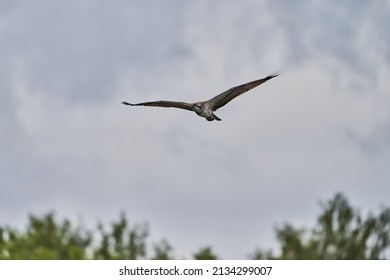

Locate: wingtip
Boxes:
[268,70,283,79]
[122,101,133,106]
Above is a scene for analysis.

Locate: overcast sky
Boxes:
[1,0,390,259]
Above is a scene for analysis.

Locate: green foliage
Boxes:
[93,212,149,260]
[253,193,390,260]
[0,212,91,260]
[151,239,174,260]
[1,193,389,259]
[0,211,175,260]
[193,246,218,260]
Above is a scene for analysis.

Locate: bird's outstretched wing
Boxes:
[122,100,193,111]
[208,73,279,111]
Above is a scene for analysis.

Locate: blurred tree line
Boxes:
[0,193,389,260]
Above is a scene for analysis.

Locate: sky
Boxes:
[1,0,390,259]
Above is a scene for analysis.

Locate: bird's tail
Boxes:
[213,113,222,121]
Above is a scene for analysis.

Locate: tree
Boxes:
[253,193,390,259]
[0,211,175,260]
[1,193,389,259]
[0,212,91,259]
[151,239,174,260]
[93,212,149,260]
[193,246,218,260]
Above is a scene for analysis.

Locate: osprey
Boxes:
[122,73,278,121]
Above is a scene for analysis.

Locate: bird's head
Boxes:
[192,103,204,113]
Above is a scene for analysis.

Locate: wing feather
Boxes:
[122,100,193,112]
[209,73,279,111]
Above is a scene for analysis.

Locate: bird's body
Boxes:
[193,101,220,121]
[122,73,278,121]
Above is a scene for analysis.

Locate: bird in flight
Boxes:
[122,73,278,121]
